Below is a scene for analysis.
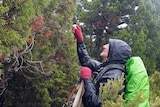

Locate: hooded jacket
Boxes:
[77,39,132,107]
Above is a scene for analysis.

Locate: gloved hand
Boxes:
[72,24,84,42]
[80,67,92,79]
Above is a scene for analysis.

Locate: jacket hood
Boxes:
[106,39,132,64]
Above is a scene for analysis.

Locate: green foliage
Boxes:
[10,0,79,106]
[1,0,79,107]
[0,0,52,55]
[99,77,146,107]
[149,71,160,106]
[0,0,35,55]
[3,73,52,107]
[124,90,148,107]
[99,73,150,107]
[76,0,160,74]
[38,1,79,106]
[99,74,125,107]
[102,96,124,107]
[1,0,160,107]
[36,88,52,107]
[113,28,156,74]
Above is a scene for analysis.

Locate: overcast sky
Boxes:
[87,0,92,2]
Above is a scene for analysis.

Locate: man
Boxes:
[72,25,132,107]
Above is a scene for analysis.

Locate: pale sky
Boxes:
[87,0,92,2]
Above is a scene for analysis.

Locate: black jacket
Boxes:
[77,39,132,107]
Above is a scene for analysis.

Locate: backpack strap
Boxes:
[93,64,125,84]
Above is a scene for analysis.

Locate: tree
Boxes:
[0,0,52,106]
[0,0,34,56]
[151,0,160,20]
[76,0,160,74]
[151,0,160,70]
[0,0,79,107]
[149,71,160,106]
[41,1,79,106]
[113,0,160,74]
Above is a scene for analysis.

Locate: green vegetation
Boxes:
[0,0,160,106]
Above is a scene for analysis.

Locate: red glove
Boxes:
[72,24,84,42]
[80,67,92,79]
